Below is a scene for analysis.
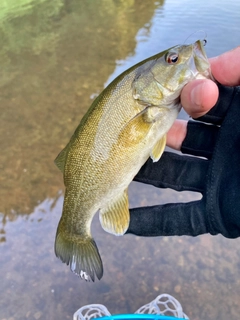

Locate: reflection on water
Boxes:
[0,0,161,217]
[1,0,240,319]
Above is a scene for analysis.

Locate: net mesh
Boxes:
[73,293,189,320]
[74,304,111,320]
[135,293,189,318]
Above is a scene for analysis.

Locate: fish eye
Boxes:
[165,52,179,64]
[203,39,207,46]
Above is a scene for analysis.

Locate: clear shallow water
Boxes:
[0,0,240,319]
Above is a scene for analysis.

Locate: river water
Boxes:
[0,0,240,319]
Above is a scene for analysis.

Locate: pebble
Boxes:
[174,285,181,293]
[34,311,42,319]
[177,255,184,267]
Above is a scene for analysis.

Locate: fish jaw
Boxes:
[186,40,212,81]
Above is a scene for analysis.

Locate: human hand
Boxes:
[126,46,240,238]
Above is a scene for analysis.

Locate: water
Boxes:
[0,0,240,319]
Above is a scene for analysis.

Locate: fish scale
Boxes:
[54,39,212,281]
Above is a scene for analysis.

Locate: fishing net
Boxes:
[73,293,189,320]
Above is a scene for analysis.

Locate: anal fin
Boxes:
[99,190,129,236]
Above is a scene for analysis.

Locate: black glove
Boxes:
[127,84,240,238]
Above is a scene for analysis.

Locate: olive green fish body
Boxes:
[55,40,212,281]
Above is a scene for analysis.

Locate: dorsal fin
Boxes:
[54,144,69,173]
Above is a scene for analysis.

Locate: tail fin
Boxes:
[55,231,103,281]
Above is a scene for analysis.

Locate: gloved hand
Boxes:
[127,84,240,238]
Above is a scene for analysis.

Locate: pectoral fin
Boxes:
[99,190,129,236]
[129,106,164,125]
[150,134,166,162]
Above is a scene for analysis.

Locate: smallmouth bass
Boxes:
[54,40,212,281]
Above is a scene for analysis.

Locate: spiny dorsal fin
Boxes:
[150,134,166,162]
[99,190,129,236]
[54,144,69,173]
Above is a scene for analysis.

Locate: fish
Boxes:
[54,39,212,281]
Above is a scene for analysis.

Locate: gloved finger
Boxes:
[194,84,235,125]
[133,151,208,193]
[181,120,219,159]
[127,200,207,237]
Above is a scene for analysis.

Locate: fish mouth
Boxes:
[191,39,214,80]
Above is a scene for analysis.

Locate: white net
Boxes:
[74,304,111,320]
[73,293,189,320]
[135,293,189,318]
